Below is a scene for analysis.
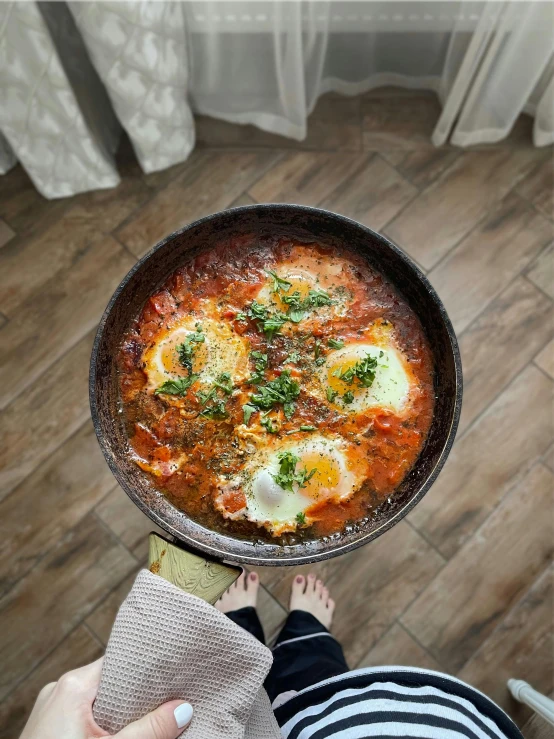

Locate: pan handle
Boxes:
[148,532,242,604]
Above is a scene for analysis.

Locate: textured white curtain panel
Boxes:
[0,1,121,198]
[69,1,195,175]
[0,0,552,199]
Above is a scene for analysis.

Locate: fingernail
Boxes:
[174,702,193,728]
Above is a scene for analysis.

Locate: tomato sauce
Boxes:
[118,236,435,544]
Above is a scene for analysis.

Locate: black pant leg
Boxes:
[264,610,349,703]
[225,606,265,644]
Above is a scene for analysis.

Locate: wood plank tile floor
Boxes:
[0,90,552,736]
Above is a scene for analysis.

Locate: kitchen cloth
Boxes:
[93,569,281,739]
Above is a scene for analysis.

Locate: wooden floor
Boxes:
[0,90,552,737]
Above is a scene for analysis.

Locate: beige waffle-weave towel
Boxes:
[93,569,281,739]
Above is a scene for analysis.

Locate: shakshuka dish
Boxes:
[118,237,435,543]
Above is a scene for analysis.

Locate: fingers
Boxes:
[56,657,105,700]
[116,700,193,739]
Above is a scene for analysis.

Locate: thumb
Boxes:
[115,700,193,739]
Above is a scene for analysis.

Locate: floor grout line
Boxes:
[453,553,554,677]
[92,510,143,565]
[404,518,447,563]
[532,362,554,385]
[523,272,554,303]
[0,622,92,706]
[82,621,107,650]
[0,412,92,505]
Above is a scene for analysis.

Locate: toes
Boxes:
[234,572,246,590]
[307,573,317,592]
[315,579,324,598]
[327,597,335,616]
[321,586,329,603]
[246,571,259,592]
[292,574,305,594]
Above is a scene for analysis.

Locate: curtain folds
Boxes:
[0,0,552,199]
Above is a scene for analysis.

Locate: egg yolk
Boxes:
[159,333,208,375]
[299,452,341,498]
[326,358,360,396]
[271,270,316,310]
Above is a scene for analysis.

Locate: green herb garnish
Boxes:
[286,351,300,363]
[245,301,288,341]
[327,338,344,350]
[281,291,306,323]
[199,399,228,420]
[281,288,333,323]
[333,352,381,388]
[249,370,300,419]
[262,314,288,341]
[314,339,326,366]
[286,425,316,435]
[155,375,199,396]
[271,451,316,492]
[175,326,205,373]
[249,351,268,384]
[326,387,338,403]
[307,288,333,308]
[260,414,279,434]
[265,269,292,293]
[296,511,307,525]
[242,403,257,425]
[196,372,233,420]
[342,391,355,404]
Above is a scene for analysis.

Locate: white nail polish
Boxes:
[174,702,193,728]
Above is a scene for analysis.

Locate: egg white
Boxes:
[317,342,411,414]
[215,435,364,535]
[142,316,249,394]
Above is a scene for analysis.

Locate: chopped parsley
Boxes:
[296,511,307,525]
[260,414,279,434]
[342,391,355,404]
[265,269,292,293]
[314,339,326,366]
[244,301,288,342]
[175,325,205,373]
[326,387,338,403]
[333,352,382,388]
[271,451,316,492]
[155,374,199,396]
[262,313,288,341]
[249,370,300,419]
[281,288,333,323]
[249,351,268,384]
[242,403,257,425]
[199,399,229,420]
[197,372,233,420]
[286,351,300,363]
[307,288,334,308]
[327,338,344,350]
[286,425,316,435]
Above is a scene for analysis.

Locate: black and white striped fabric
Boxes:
[274,667,523,739]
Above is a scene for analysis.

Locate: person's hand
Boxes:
[20,657,193,739]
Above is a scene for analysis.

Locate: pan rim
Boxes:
[90,203,462,566]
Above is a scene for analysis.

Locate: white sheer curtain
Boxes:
[0,0,552,199]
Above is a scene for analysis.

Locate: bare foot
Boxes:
[215,571,259,613]
[290,573,335,629]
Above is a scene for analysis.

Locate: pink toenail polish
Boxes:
[249,572,257,580]
[296,576,303,583]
